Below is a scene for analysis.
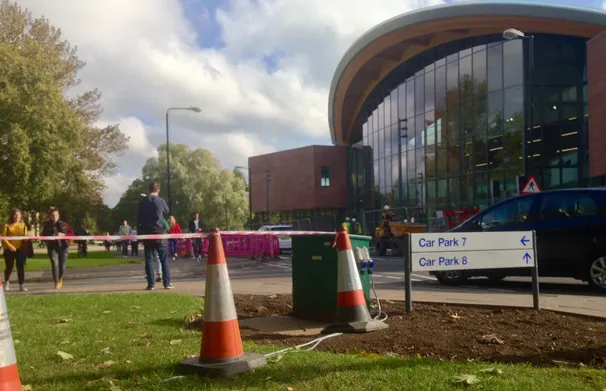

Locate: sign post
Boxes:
[405,231,539,312]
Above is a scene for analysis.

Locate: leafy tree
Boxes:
[113,144,250,231]
[0,0,128,231]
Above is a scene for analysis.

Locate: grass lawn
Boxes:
[22,251,140,272]
[5,294,605,391]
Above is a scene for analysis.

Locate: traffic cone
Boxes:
[0,281,23,391]
[321,226,388,334]
[179,228,266,377]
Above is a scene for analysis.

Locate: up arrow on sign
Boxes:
[523,252,532,264]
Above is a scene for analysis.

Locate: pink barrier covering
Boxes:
[174,234,281,260]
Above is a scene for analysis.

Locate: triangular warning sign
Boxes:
[521,175,542,194]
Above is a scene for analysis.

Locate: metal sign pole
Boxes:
[531,230,540,311]
[404,233,412,313]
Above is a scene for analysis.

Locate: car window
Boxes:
[270,226,294,231]
[539,192,598,221]
[479,196,534,230]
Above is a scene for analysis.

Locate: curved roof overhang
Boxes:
[329,1,606,146]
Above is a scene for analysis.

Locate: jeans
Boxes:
[4,250,26,285]
[48,247,68,284]
[168,239,178,257]
[121,241,129,256]
[192,238,202,258]
[153,250,162,275]
[144,240,169,287]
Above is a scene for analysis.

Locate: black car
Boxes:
[431,188,606,292]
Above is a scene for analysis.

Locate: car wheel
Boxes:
[587,257,606,291]
[434,271,468,286]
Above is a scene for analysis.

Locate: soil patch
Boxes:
[221,294,606,367]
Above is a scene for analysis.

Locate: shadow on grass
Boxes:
[492,347,606,367]
[150,318,186,328]
[30,353,442,388]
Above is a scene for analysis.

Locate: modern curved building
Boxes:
[329,1,606,214]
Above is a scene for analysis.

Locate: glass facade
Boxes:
[356,34,588,211]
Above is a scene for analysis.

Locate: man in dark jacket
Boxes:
[138,181,172,290]
[188,212,204,262]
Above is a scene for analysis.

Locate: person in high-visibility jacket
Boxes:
[342,217,352,233]
[351,218,361,235]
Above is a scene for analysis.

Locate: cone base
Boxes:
[179,352,267,377]
[321,319,389,335]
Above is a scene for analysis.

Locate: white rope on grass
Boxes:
[264,332,343,358]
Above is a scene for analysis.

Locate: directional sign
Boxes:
[411,250,534,272]
[521,175,542,194]
[410,231,534,253]
[409,231,535,272]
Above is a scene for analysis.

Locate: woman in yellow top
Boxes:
[2,208,28,292]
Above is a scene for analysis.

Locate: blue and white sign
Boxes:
[410,232,535,272]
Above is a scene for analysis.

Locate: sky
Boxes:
[17,0,606,206]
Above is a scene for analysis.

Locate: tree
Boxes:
[0,0,128,230]
[113,144,250,231]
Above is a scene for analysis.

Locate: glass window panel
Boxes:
[392,124,402,155]
[385,125,392,156]
[385,155,392,192]
[385,95,391,127]
[562,86,577,102]
[446,61,459,105]
[435,115,444,147]
[435,44,447,68]
[379,157,386,192]
[373,107,379,130]
[448,177,460,203]
[363,122,368,138]
[461,99,474,134]
[488,135,504,169]
[437,147,447,178]
[447,41,459,63]
[474,173,489,202]
[378,127,385,158]
[562,167,579,187]
[405,120,415,150]
[378,101,384,130]
[447,105,460,145]
[397,83,406,122]
[543,123,561,165]
[390,89,398,125]
[425,111,436,146]
[448,145,460,175]
[541,103,559,124]
[415,75,425,115]
[488,90,503,136]
[437,179,448,204]
[406,77,415,119]
[435,66,447,110]
[426,144,436,180]
[425,71,435,112]
[561,104,578,122]
[460,42,472,58]
[473,50,487,87]
[373,157,379,190]
[504,85,524,132]
[474,135,488,170]
[416,115,425,148]
[463,140,473,173]
[373,131,379,160]
[559,64,583,86]
[503,39,523,88]
[416,147,425,182]
[459,55,472,101]
[487,43,503,92]
[426,180,437,206]
[392,154,400,187]
[401,149,407,187]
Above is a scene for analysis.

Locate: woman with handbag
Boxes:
[2,208,29,292]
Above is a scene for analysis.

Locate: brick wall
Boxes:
[587,30,606,177]
[249,145,348,213]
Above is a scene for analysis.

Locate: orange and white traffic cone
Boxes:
[322,226,388,334]
[180,228,266,377]
[0,281,23,391]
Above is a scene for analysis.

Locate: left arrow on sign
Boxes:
[520,235,530,246]
[523,252,532,264]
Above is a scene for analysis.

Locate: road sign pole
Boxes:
[531,230,540,311]
[404,233,412,314]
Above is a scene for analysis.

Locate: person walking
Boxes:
[42,207,69,290]
[2,208,29,292]
[167,216,182,261]
[131,226,139,256]
[138,181,172,290]
[188,212,204,262]
[118,220,132,258]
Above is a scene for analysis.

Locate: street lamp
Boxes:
[234,166,252,228]
[503,28,534,179]
[165,106,201,212]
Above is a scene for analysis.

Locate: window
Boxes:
[539,192,597,221]
[479,196,534,230]
[321,166,331,187]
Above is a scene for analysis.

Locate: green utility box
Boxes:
[291,234,372,322]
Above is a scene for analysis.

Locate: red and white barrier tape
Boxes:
[0,231,336,242]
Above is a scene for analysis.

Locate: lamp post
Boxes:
[234,166,251,228]
[503,28,534,179]
[165,106,201,213]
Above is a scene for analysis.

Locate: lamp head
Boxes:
[503,28,525,40]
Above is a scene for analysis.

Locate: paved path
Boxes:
[10,257,606,319]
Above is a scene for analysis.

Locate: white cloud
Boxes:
[18,0,446,206]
